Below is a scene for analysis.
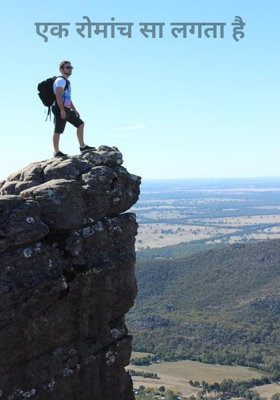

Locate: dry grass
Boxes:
[254,383,280,398]
[131,374,200,397]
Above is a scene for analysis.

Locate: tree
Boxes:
[209,382,220,394]
[220,379,234,394]
[201,381,209,393]
[245,390,267,400]
[165,389,176,400]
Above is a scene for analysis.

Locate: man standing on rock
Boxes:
[52,60,95,157]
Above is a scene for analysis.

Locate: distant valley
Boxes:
[127,178,280,389]
[131,178,280,251]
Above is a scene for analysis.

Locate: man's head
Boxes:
[59,60,73,77]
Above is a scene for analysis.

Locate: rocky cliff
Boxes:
[0,146,141,400]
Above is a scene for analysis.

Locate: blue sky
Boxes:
[0,0,279,180]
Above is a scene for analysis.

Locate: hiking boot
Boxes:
[80,145,96,153]
[54,151,68,157]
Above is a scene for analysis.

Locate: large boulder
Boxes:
[1,147,140,231]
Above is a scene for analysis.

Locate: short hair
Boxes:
[59,60,71,70]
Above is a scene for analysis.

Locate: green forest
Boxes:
[127,239,280,373]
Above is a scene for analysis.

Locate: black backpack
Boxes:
[37,76,69,119]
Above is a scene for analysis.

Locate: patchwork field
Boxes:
[136,223,239,249]
[132,180,280,250]
[135,217,280,249]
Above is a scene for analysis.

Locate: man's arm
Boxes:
[56,87,66,119]
[70,101,80,117]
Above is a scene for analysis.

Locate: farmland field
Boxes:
[129,359,268,383]
[127,357,270,397]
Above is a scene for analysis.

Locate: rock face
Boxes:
[0,146,141,400]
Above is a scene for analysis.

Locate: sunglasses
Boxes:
[64,66,74,69]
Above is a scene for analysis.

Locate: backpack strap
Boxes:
[48,76,69,122]
[58,76,69,91]
[56,76,69,107]
[46,107,51,121]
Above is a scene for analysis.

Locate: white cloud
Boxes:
[110,133,130,139]
[114,124,147,131]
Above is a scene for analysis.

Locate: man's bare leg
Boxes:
[53,132,60,153]
[76,123,85,148]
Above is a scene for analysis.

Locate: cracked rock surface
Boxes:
[0,146,141,400]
